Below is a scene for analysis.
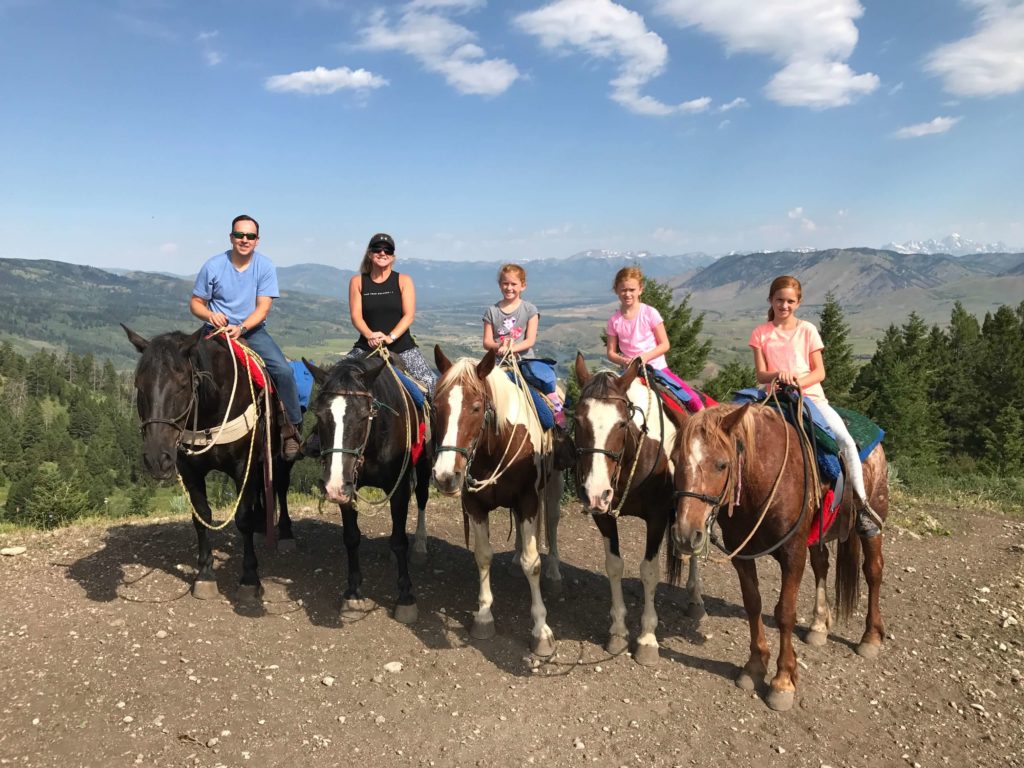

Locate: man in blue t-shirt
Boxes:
[190,214,303,460]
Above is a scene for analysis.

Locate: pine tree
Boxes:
[626,278,712,379]
[981,405,1024,476]
[702,359,756,403]
[22,464,93,529]
[818,291,857,407]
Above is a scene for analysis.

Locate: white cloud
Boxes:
[888,81,904,95]
[717,119,731,130]
[159,243,178,255]
[652,227,685,243]
[787,206,816,231]
[925,1,1024,97]
[515,0,711,116]
[892,115,962,139]
[361,6,519,96]
[265,66,389,95]
[718,97,747,112]
[656,0,878,108]
[197,31,223,67]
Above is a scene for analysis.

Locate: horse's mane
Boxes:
[579,371,621,400]
[677,403,760,459]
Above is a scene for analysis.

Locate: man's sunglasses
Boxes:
[231,232,259,241]
[371,246,395,255]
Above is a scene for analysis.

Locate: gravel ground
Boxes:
[0,494,1021,768]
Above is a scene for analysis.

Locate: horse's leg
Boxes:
[541,471,563,596]
[857,532,886,658]
[390,479,418,624]
[180,467,218,600]
[339,502,369,617]
[468,512,497,640]
[275,458,297,552]
[684,554,706,620]
[634,521,665,666]
[411,457,430,565]
[766,544,807,712]
[517,504,555,658]
[234,473,263,603]
[806,544,832,646]
[593,515,629,657]
[732,558,770,692]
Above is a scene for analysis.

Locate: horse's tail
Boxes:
[462,507,470,550]
[835,532,862,623]
[665,524,684,588]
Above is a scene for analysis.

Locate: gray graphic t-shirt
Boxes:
[482,300,539,358]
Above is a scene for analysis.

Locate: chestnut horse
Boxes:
[572,355,704,665]
[432,347,563,657]
[670,403,889,710]
[303,356,431,624]
[123,325,295,601]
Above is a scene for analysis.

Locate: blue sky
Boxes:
[1,0,1022,273]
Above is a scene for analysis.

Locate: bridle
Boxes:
[137,363,201,440]
[434,400,496,488]
[317,389,391,479]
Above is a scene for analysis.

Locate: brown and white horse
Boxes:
[670,403,889,710]
[432,346,563,657]
[572,355,704,665]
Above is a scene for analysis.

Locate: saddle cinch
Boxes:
[732,387,885,543]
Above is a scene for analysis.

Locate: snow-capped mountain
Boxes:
[882,234,1014,256]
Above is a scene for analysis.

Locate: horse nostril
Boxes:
[690,529,705,552]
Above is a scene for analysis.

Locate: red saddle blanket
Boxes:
[210,334,273,393]
[807,489,839,546]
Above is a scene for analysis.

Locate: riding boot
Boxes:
[276,401,302,461]
[856,498,884,534]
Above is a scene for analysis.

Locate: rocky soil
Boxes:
[0,495,1021,768]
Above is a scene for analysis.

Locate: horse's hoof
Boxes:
[192,580,219,600]
[633,644,660,667]
[394,602,418,624]
[410,548,428,566]
[686,602,706,621]
[236,583,263,603]
[277,538,298,554]
[532,634,556,659]
[856,641,881,660]
[766,688,795,712]
[542,575,563,598]
[736,672,758,692]
[470,619,496,640]
[606,635,629,657]
[805,629,828,647]
[341,598,375,620]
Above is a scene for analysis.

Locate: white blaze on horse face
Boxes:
[433,384,464,482]
[679,434,710,532]
[581,400,620,508]
[324,396,348,499]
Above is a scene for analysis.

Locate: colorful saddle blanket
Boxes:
[643,366,718,415]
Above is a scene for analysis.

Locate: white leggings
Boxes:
[815,400,870,505]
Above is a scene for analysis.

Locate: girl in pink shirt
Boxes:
[606,266,704,412]
[749,275,877,520]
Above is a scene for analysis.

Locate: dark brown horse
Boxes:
[432,347,563,657]
[303,355,431,624]
[572,354,704,665]
[123,325,295,601]
[669,402,889,710]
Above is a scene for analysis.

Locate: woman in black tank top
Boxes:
[345,232,437,395]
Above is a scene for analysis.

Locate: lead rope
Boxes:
[356,346,414,506]
[605,357,656,517]
[176,329,262,531]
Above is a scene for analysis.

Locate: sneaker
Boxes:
[553,408,567,429]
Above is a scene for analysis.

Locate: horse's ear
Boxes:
[619,357,644,389]
[122,323,149,353]
[181,327,204,354]
[361,356,387,387]
[435,344,452,373]
[664,403,688,430]
[303,357,330,386]
[574,352,590,386]
[721,403,751,436]
[476,349,496,380]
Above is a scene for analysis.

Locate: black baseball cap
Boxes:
[368,233,395,250]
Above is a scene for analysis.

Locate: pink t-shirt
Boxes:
[607,303,667,369]
[748,319,827,403]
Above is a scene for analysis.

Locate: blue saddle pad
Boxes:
[504,372,556,430]
[289,360,315,411]
[393,367,426,410]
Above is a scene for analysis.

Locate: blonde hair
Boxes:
[613,266,644,291]
[497,263,527,284]
[767,275,802,321]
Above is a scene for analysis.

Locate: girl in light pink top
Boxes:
[749,275,877,520]
[606,266,704,411]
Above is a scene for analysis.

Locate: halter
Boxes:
[434,402,497,488]
[138,363,200,437]
[574,389,658,517]
[317,390,382,478]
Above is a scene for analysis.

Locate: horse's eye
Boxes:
[715,459,728,471]
[472,403,482,413]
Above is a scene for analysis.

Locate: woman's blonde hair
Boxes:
[613,266,644,291]
[767,275,802,321]
[497,263,527,284]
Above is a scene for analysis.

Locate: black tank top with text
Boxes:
[356,271,415,353]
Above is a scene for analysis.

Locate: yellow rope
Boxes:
[355,346,414,507]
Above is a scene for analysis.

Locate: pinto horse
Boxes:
[432,347,563,657]
[303,356,431,624]
[572,355,704,665]
[123,325,295,601]
[670,403,889,711]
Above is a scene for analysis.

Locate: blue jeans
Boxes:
[244,325,302,426]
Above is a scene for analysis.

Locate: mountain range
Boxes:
[880,233,1016,257]
[2,246,1022,371]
